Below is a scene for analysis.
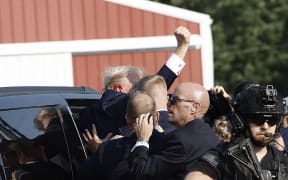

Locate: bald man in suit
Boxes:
[128,82,220,180]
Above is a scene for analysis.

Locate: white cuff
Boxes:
[165,53,186,76]
[130,139,149,152]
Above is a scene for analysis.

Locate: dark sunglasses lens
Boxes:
[249,116,279,126]
[168,94,176,105]
[168,97,174,105]
[266,119,278,126]
[250,119,266,126]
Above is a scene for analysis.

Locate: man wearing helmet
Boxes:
[185,84,288,180]
[234,84,283,147]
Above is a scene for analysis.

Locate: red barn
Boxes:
[0,0,214,92]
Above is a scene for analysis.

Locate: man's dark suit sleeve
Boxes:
[157,65,177,90]
[128,134,187,180]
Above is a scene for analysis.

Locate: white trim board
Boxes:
[0,35,201,56]
[105,0,213,25]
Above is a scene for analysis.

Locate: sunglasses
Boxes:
[245,114,280,126]
[168,94,194,105]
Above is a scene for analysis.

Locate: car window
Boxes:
[0,106,86,180]
[0,108,44,139]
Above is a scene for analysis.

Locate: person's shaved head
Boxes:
[175,82,210,116]
[168,82,210,127]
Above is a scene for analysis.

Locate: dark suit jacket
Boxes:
[77,65,177,139]
[128,119,220,180]
[77,130,166,180]
[158,110,175,133]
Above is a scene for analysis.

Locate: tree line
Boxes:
[152,0,288,96]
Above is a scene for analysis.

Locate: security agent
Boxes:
[185,84,288,180]
[128,82,220,180]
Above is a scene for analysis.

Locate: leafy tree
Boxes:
[152,0,288,96]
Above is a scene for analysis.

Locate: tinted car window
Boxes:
[0,106,86,180]
[0,108,45,139]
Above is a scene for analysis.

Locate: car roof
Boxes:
[0,86,99,96]
[0,86,101,109]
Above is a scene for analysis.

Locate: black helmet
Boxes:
[233,84,283,126]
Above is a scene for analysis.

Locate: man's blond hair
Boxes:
[132,75,167,109]
[126,91,156,122]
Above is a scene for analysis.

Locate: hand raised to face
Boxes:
[134,113,154,142]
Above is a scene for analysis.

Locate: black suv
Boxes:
[0,86,101,180]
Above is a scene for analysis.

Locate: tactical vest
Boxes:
[218,138,288,180]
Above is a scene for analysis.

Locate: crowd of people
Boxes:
[7,26,288,180]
